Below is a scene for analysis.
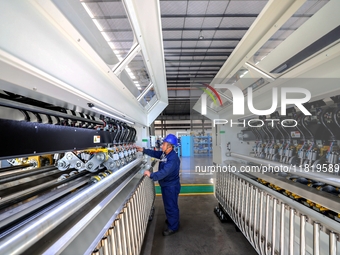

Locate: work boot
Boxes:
[162,228,177,236]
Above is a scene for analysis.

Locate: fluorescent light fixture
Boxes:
[240,70,248,78]
[113,50,120,55]
[93,19,103,32]
[116,55,123,61]
[133,81,139,84]
[245,62,275,81]
[137,83,154,101]
[254,55,267,66]
[81,3,94,18]
[125,67,136,79]
[108,42,115,49]
[101,32,110,42]
[88,103,134,125]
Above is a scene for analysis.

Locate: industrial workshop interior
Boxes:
[1,0,340,254]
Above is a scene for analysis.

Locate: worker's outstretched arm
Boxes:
[150,157,176,181]
[141,148,163,159]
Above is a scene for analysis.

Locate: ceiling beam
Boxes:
[166,77,213,79]
[165,59,225,62]
[102,27,248,32]
[163,27,249,31]
[166,72,216,77]
[166,80,210,83]
[163,14,258,18]
[163,38,240,41]
[164,52,230,56]
[165,64,222,68]
[108,38,235,42]
[166,71,218,74]
[93,14,311,19]
[164,38,284,42]
[165,69,220,72]
[102,28,298,33]
[93,14,258,19]
[164,47,235,50]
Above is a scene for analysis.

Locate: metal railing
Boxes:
[91,175,155,255]
[215,168,340,255]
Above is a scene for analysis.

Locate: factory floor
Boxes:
[140,155,257,255]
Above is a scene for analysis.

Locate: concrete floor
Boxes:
[141,155,257,255]
[180,155,214,184]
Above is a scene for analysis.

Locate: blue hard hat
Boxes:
[163,134,178,146]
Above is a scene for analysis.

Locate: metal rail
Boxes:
[0,169,87,208]
[215,168,340,255]
[0,158,143,254]
[0,176,89,230]
[0,165,57,184]
[0,164,33,173]
[0,169,62,191]
[0,165,54,179]
[90,175,155,255]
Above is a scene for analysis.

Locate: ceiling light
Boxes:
[101,32,110,42]
[198,30,204,40]
[88,103,134,125]
[92,19,103,32]
[240,71,248,78]
[81,3,94,18]
[245,63,275,81]
[108,42,115,49]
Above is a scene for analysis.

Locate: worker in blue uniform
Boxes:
[136,134,181,236]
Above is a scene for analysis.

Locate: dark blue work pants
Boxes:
[161,184,180,231]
